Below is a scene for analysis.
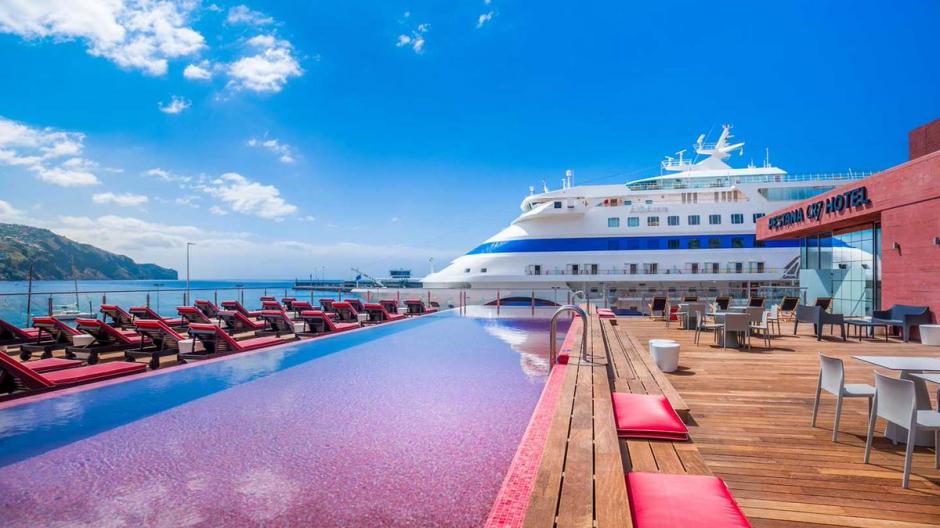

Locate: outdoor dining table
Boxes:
[853,356,940,447]
[911,373,940,408]
[712,312,746,348]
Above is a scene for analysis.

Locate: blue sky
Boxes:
[0,1,938,279]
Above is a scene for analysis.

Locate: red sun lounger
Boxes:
[404,299,438,316]
[18,316,82,360]
[256,310,300,338]
[218,310,264,335]
[281,297,297,311]
[69,319,147,364]
[183,323,283,360]
[0,350,146,398]
[25,357,85,373]
[177,305,212,326]
[261,300,284,311]
[345,299,365,313]
[611,392,689,441]
[220,300,261,319]
[379,299,401,315]
[363,303,406,324]
[99,304,137,329]
[297,310,359,336]
[131,319,190,369]
[129,306,184,328]
[194,300,222,319]
[597,308,616,319]
[259,296,277,302]
[318,298,336,313]
[289,300,314,313]
[331,302,360,323]
[626,472,751,528]
[0,318,41,347]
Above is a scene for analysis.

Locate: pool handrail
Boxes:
[549,304,587,367]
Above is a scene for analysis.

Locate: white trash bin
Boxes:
[920,324,940,346]
[648,339,678,357]
[651,342,680,372]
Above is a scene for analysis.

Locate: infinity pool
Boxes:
[0,307,566,527]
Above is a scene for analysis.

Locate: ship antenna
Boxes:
[764,147,770,167]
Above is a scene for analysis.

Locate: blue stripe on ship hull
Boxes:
[466,235,799,255]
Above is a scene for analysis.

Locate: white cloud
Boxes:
[227,34,302,93]
[396,22,428,54]
[0,0,205,76]
[0,115,101,186]
[209,205,228,216]
[226,5,274,26]
[0,199,24,222]
[174,196,199,208]
[246,137,295,164]
[201,172,297,220]
[145,167,191,184]
[183,61,212,80]
[477,11,495,28]
[158,95,191,114]
[92,192,149,207]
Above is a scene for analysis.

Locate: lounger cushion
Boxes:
[334,322,360,332]
[42,361,146,385]
[627,472,750,528]
[237,336,284,350]
[611,392,688,440]
[27,357,84,373]
[597,308,615,319]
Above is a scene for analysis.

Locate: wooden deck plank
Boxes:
[555,354,595,528]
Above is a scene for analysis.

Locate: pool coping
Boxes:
[483,315,581,528]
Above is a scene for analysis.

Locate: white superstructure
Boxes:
[422,125,869,305]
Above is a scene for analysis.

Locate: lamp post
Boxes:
[185,242,195,305]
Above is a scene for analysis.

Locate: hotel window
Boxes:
[709,214,721,225]
[688,239,701,249]
[554,201,562,209]
[608,217,620,228]
[752,212,765,223]
[643,263,658,274]
[749,262,765,273]
[627,216,639,227]
[526,264,542,275]
[731,237,744,248]
[667,215,680,226]
[667,239,680,249]
[647,216,660,227]
[627,263,638,275]
[566,264,579,275]
[583,263,598,275]
[688,215,700,225]
[730,262,743,273]
[731,213,744,224]
[688,263,700,274]
[708,238,721,248]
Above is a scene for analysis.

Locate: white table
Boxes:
[854,356,940,446]
[911,373,940,409]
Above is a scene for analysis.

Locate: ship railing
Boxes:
[529,267,792,276]
[627,171,873,191]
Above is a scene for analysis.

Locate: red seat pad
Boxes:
[597,308,615,319]
[43,361,147,385]
[333,322,360,332]
[22,328,40,338]
[626,472,751,528]
[27,357,84,373]
[236,336,283,351]
[611,393,688,440]
[557,353,570,364]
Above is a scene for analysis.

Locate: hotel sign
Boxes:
[768,186,872,230]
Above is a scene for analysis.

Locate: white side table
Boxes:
[648,339,677,357]
[651,342,680,372]
[920,324,940,346]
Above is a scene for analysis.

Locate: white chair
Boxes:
[863,372,940,488]
[693,311,723,345]
[812,354,874,441]
[766,305,781,336]
[749,311,772,350]
[721,313,750,349]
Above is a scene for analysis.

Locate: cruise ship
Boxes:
[419,125,869,308]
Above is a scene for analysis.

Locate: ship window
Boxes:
[688,239,701,249]
[607,217,620,228]
[688,215,700,225]
[752,212,765,223]
[708,238,721,248]
[709,214,721,225]
[627,216,639,227]
[731,262,743,273]
[731,237,744,248]
[758,186,836,202]
[464,268,470,273]
[667,239,680,249]
[731,213,744,224]
[567,264,579,275]
[627,263,638,274]
[647,216,660,227]
[480,268,487,273]
[689,263,700,274]
[667,215,679,226]
[625,200,632,205]
[645,199,653,205]
[755,238,766,248]
[643,263,658,274]
[553,201,562,209]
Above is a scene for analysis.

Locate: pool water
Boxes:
[0,307,567,527]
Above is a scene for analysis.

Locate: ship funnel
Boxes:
[565,169,573,188]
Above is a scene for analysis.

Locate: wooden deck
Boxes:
[522,313,940,528]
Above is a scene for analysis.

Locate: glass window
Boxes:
[708,238,721,248]
[481,268,487,273]
[607,217,620,228]
[667,215,679,226]
[731,213,744,224]
[752,212,765,223]
[647,216,660,227]
[688,215,700,225]
[731,237,744,248]
[644,199,653,205]
[627,217,639,227]
[667,239,680,249]
[709,214,721,225]
[688,239,701,249]
[758,186,836,202]
[553,201,562,209]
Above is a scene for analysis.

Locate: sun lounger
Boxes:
[626,472,751,528]
[318,298,336,313]
[597,308,616,319]
[68,318,148,364]
[261,300,284,311]
[218,310,264,335]
[379,299,401,315]
[0,350,146,397]
[129,306,184,328]
[256,310,301,338]
[404,299,437,316]
[297,310,360,336]
[611,392,689,440]
[289,300,315,313]
[0,318,42,348]
[714,296,731,310]
[130,319,192,369]
[18,316,82,360]
[220,300,261,318]
[177,305,212,326]
[345,299,365,313]
[281,297,297,311]
[99,304,137,329]
[182,323,283,360]
[647,297,668,320]
[259,296,277,302]
[194,299,222,319]
[332,302,360,323]
[363,303,406,324]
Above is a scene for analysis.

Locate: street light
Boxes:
[186,242,195,305]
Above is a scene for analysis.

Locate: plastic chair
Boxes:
[749,311,773,350]
[863,372,940,488]
[693,311,723,345]
[812,354,874,441]
[721,313,750,349]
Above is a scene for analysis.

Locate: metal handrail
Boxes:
[549,304,587,367]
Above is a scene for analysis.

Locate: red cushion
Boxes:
[43,361,147,385]
[627,472,751,528]
[597,308,615,319]
[333,322,360,332]
[557,353,570,364]
[236,336,283,351]
[26,357,83,373]
[611,393,688,440]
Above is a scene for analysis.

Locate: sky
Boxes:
[0,1,938,280]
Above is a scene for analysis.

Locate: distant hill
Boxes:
[0,223,178,281]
